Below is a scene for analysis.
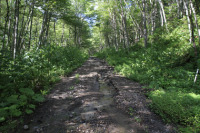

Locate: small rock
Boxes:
[33,126,43,133]
[35,128,43,133]
[23,125,29,130]
[69,114,73,118]
[36,128,40,133]
[81,111,96,121]
[74,116,81,122]
[33,126,39,130]
[72,112,76,115]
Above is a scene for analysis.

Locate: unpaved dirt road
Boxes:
[15,57,175,133]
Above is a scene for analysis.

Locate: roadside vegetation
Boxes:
[0,45,88,131]
[0,0,90,132]
[92,0,200,132]
[96,23,200,132]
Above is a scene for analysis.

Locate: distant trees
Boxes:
[92,0,200,51]
[0,0,91,59]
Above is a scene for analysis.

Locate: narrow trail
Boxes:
[16,57,175,133]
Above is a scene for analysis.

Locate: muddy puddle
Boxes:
[69,73,145,133]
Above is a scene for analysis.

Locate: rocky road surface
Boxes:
[15,57,175,133]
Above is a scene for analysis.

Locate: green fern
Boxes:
[6,95,19,104]
[19,88,34,96]
[28,104,35,109]
[9,105,22,117]
[32,94,45,102]
[25,109,33,114]
[0,117,5,123]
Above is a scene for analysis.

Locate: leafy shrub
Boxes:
[96,24,200,131]
[0,45,88,131]
[149,90,200,126]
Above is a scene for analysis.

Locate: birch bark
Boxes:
[158,0,168,31]
[13,0,20,59]
[190,0,200,46]
[2,0,9,50]
[183,0,192,43]
[28,0,35,50]
[143,0,148,47]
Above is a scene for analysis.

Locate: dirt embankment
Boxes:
[15,57,175,133]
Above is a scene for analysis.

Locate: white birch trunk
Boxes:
[160,8,164,27]
[183,0,192,43]
[143,0,148,47]
[158,0,168,31]
[190,0,200,45]
[13,0,19,59]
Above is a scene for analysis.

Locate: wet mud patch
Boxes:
[14,57,176,133]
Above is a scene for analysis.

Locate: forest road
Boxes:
[15,57,176,133]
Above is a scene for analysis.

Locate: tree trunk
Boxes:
[190,0,200,46]
[160,7,164,27]
[35,18,39,45]
[128,0,143,38]
[44,13,51,45]
[74,25,77,46]
[2,0,9,50]
[143,0,148,47]
[150,0,155,35]
[120,0,129,51]
[61,23,65,45]
[183,0,192,43]
[54,19,57,44]
[18,0,28,51]
[189,0,197,55]
[176,0,180,18]
[78,27,82,47]
[0,0,1,24]
[113,11,119,51]
[158,0,168,31]
[28,0,35,50]
[19,8,33,51]
[7,0,12,49]
[38,10,48,48]
[13,0,20,59]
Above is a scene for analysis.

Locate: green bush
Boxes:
[96,24,200,131]
[0,45,88,131]
[149,90,200,127]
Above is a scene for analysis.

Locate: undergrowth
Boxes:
[96,24,200,132]
[0,45,88,132]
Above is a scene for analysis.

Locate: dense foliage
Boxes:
[96,23,200,132]
[0,46,88,131]
[0,0,91,132]
[92,0,200,132]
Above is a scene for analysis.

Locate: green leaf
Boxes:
[0,108,8,117]
[18,95,28,106]
[9,105,22,117]
[19,95,27,102]
[12,110,22,117]
[32,94,45,102]
[29,104,35,109]
[149,81,155,89]
[19,88,35,96]
[6,95,19,104]
[25,109,33,114]
[0,117,5,123]
[0,102,8,108]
